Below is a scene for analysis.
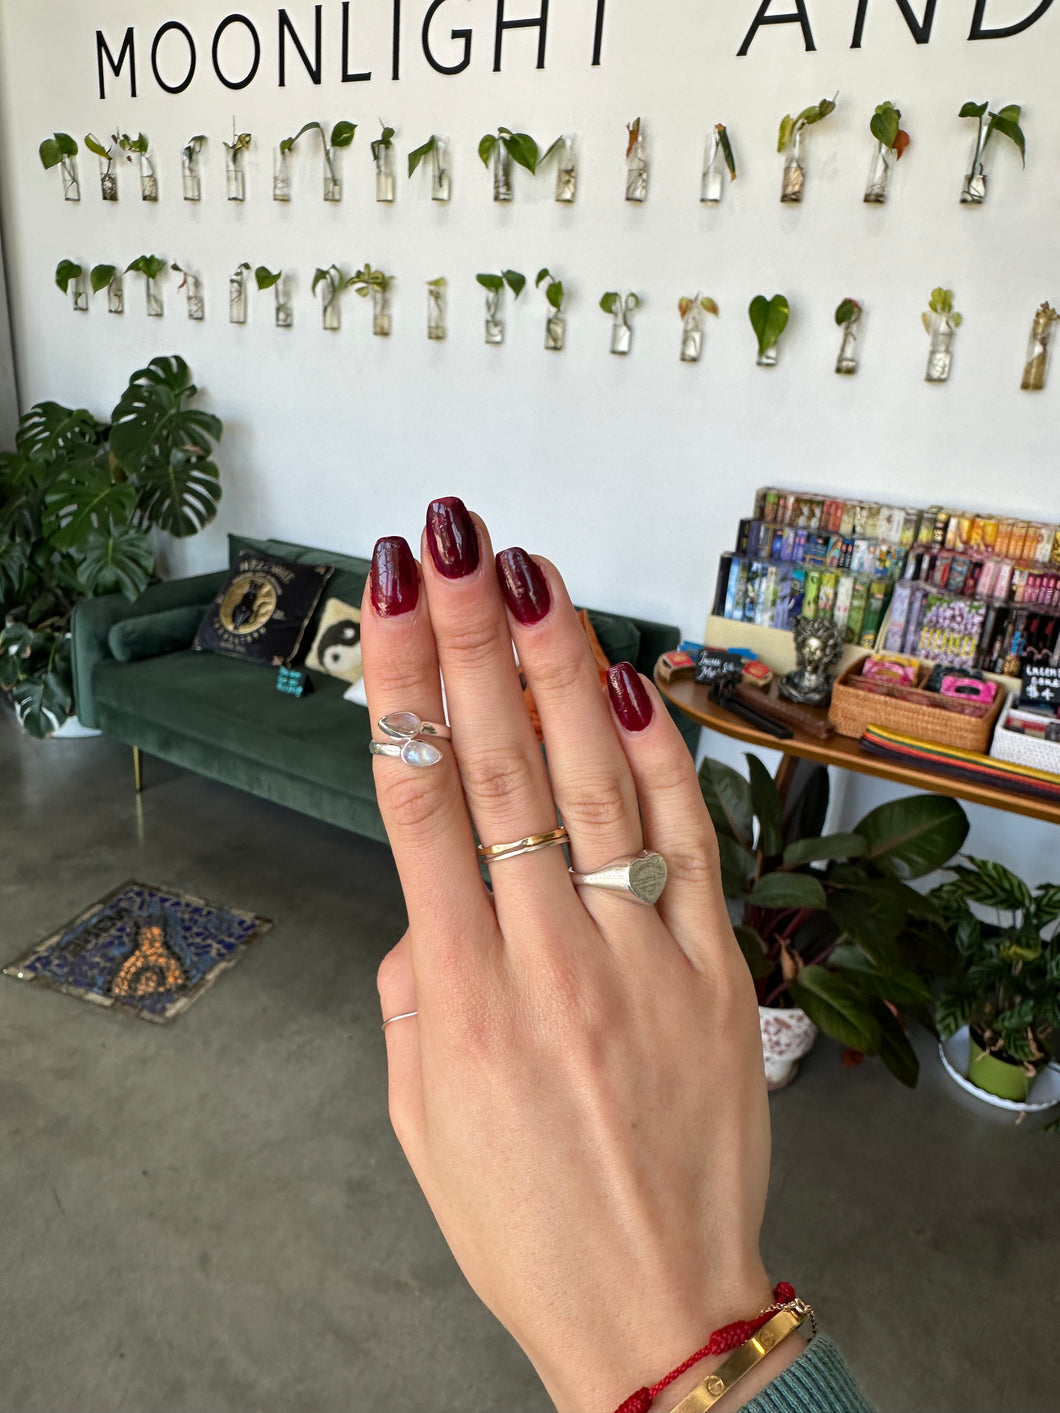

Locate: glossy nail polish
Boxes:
[371,536,419,617]
[496,547,551,625]
[426,496,480,579]
[607,662,654,732]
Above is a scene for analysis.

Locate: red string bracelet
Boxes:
[612,1282,798,1413]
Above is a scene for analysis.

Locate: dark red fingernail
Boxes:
[371,537,419,617]
[607,662,653,732]
[426,497,480,579]
[496,548,551,625]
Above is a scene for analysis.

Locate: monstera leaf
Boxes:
[135,450,221,538]
[76,523,155,600]
[109,355,222,477]
[12,669,72,738]
[42,457,136,550]
[16,401,104,465]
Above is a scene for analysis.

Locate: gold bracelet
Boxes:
[669,1303,811,1413]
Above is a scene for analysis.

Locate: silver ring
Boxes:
[382,1010,419,1028]
[569,850,668,905]
[379,712,451,742]
[370,739,443,768]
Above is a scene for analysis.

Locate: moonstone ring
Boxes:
[379,712,451,741]
[369,739,443,768]
[569,850,668,905]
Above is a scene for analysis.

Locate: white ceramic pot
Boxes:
[759,1005,818,1091]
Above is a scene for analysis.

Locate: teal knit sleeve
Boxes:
[742,1337,877,1413]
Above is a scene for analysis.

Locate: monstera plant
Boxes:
[699,754,968,1084]
[0,356,222,736]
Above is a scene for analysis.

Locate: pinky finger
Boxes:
[605,664,737,975]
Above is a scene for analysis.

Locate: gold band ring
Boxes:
[477,827,570,863]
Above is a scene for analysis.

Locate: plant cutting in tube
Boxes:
[959,100,1025,204]
[426,277,447,340]
[39,132,80,201]
[350,264,394,336]
[864,101,909,204]
[126,255,167,317]
[55,261,87,313]
[281,120,356,201]
[313,264,354,330]
[834,298,862,374]
[171,263,205,321]
[90,264,123,313]
[1021,301,1059,391]
[84,131,118,200]
[536,268,567,350]
[749,294,790,366]
[777,96,836,202]
[222,128,252,201]
[539,134,577,202]
[256,267,292,328]
[625,117,648,201]
[371,122,396,201]
[923,287,962,383]
[477,269,525,344]
[678,294,719,363]
[116,131,157,201]
[701,122,736,203]
[478,126,538,201]
[601,291,640,355]
[408,134,451,201]
[181,135,206,201]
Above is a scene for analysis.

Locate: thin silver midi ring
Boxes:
[381,1010,419,1029]
[379,712,451,741]
[369,739,444,767]
[569,850,668,905]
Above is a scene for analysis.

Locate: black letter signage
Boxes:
[737,0,816,55]
[212,14,261,89]
[851,0,936,46]
[969,0,1054,37]
[340,2,371,81]
[97,27,137,99]
[151,21,197,93]
[493,0,549,70]
[278,6,322,85]
[422,0,472,74]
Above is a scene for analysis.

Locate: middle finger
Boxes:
[420,498,573,913]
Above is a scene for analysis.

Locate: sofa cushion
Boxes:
[93,651,376,796]
[584,610,640,668]
[305,598,362,683]
[194,552,333,666]
[227,533,320,566]
[108,604,210,663]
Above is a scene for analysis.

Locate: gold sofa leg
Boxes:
[132,746,143,793]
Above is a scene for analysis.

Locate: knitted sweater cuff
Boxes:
[742,1336,876,1413]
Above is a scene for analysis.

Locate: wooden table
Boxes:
[656,672,1060,828]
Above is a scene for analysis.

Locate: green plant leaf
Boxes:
[547,281,564,310]
[504,131,538,173]
[749,872,827,911]
[828,885,905,970]
[126,255,166,281]
[854,794,968,879]
[733,924,774,979]
[12,674,70,738]
[408,135,436,177]
[540,135,565,165]
[76,523,154,600]
[16,401,103,464]
[90,264,117,294]
[949,857,1033,912]
[716,123,736,180]
[135,452,221,538]
[54,260,82,295]
[312,268,333,296]
[283,121,321,154]
[777,114,794,153]
[828,944,933,1006]
[536,268,551,288]
[783,834,867,867]
[254,266,281,292]
[869,102,900,150]
[959,100,989,120]
[109,355,222,482]
[697,757,754,845]
[39,138,61,170]
[43,458,137,549]
[989,112,1025,165]
[331,120,357,149]
[600,292,618,314]
[748,294,789,357]
[478,133,498,167]
[503,270,525,298]
[1033,884,1060,928]
[835,298,860,326]
[55,132,78,158]
[477,274,503,292]
[789,967,882,1053]
[783,766,829,846]
[747,753,783,857]
[716,834,756,899]
[84,133,111,160]
[872,1003,919,1087]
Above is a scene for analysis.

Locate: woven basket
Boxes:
[990,695,1060,778]
[828,659,1004,753]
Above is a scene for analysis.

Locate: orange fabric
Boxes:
[523,610,611,742]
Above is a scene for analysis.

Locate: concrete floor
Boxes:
[0,720,1055,1413]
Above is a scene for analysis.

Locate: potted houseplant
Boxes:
[39,132,80,201]
[834,298,862,374]
[536,268,566,350]
[223,129,251,201]
[477,270,525,344]
[932,857,1060,1103]
[371,123,396,201]
[749,293,790,367]
[350,264,394,336]
[777,96,836,202]
[678,294,719,363]
[55,261,88,314]
[84,131,119,201]
[600,291,640,355]
[701,122,736,203]
[0,357,223,737]
[959,100,1025,204]
[407,135,450,201]
[699,754,967,1088]
[864,101,910,203]
[923,286,961,383]
[126,256,167,318]
[478,126,538,201]
[279,120,356,202]
[313,265,353,331]
[256,267,292,327]
[181,135,207,201]
[90,264,123,315]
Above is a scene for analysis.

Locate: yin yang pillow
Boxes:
[305,597,362,684]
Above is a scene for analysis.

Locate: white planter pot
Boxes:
[759,1005,818,1091]
[50,714,101,739]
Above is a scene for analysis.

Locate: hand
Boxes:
[364,500,788,1412]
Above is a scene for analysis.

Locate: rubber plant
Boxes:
[931,857,1060,1100]
[749,294,790,367]
[777,96,836,201]
[699,755,968,1085]
[0,357,223,737]
[959,100,1025,204]
[478,126,538,200]
[864,101,910,203]
[39,132,80,201]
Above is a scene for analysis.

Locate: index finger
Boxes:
[361,536,496,970]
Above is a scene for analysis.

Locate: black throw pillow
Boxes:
[193,552,333,666]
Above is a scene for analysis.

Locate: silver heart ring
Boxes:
[569,850,668,905]
[379,712,451,741]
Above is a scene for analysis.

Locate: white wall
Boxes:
[0,0,1057,872]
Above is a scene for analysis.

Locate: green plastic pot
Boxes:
[968,1031,1034,1103]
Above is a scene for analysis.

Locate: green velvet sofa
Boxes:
[71,536,692,843]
